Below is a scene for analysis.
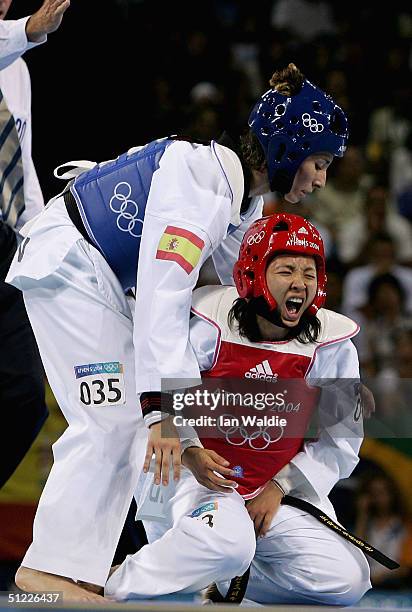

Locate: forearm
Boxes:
[140,392,202,454]
[25,14,48,43]
[25,0,70,43]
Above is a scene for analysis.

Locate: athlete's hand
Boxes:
[182,447,237,493]
[246,481,283,537]
[144,416,181,486]
[26,0,70,42]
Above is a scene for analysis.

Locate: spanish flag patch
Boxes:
[156,225,204,274]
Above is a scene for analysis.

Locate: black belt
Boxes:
[207,495,399,605]
[282,495,399,569]
[63,188,91,245]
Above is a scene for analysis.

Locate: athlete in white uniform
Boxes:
[105,214,371,605]
[7,64,349,600]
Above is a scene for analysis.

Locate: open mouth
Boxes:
[284,297,305,320]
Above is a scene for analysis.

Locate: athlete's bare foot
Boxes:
[15,566,108,603]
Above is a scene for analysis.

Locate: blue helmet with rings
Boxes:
[248,78,348,195]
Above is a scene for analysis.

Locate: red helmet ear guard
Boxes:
[233,213,327,315]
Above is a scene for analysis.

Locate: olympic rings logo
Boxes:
[302,113,324,133]
[103,363,118,372]
[109,182,143,238]
[247,230,265,245]
[217,414,284,450]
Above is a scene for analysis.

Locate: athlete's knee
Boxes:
[299,553,371,606]
[325,555,371,606]
[180,515,255,578]
[223,529,256,577]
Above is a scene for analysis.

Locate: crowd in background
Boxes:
[3,0,412,594]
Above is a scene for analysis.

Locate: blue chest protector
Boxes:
[70,138,174,291]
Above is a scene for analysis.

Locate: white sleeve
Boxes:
[211,196,264,285]
[177,314,219,453]
[0,17,45,70]
[274,339,363,503]
[189,314,219,372]
[133,143,232,401]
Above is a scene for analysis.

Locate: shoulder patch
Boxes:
[156,225,204,274]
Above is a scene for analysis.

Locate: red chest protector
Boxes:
[191,286,358,499]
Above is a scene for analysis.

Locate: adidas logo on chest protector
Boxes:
[245,359,278,382]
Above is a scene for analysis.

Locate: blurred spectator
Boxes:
[182,104,223,142]
[392,132,412,204]
[259,28,293,89]
[351,273,412,375]
[394,132,412,223]
[271,0,337,42]
[230,13,263,98]
[367,83,412,193]
[337,185,412,266]
[190,81,221,106]
[310,145,370,237]
[324,258,346,313]
[354,470,412,589]
[324,67,350,112]
[180,29,223,97]
[181,81,224,141]
[148,76,181,138]
[372,328,412,434]
[368,82,412,159]
[342,234,412,317]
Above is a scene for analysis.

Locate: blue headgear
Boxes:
[248,79,348,195]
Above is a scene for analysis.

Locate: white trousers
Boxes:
[18,238,147,585]
[105,470,371,605]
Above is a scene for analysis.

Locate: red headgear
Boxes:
[233,213,326,315]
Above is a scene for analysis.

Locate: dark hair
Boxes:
[367,273,406,307]
[268,63,305,95]
[228,297,321,344]
[239,63,305,173]
[369,231,394,247]
[239,130,266,172]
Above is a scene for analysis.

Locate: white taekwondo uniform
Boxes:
[6,138,263,585]
[0,16,44,230]
[105,286,371,605]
